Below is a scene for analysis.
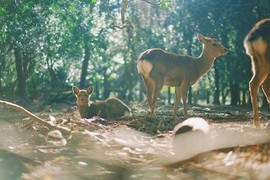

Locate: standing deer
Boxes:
[244,18,270,128]
[72,86,131,119]
[137,33,227,120]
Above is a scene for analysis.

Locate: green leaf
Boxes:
[159,0,169,8]
[69,5,76,12]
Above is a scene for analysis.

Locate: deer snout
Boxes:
[221,48,228,56]
[224,48,228,54]
[77,97,88,106]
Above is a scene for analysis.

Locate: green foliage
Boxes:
[0,0,270,104]
[158,0,170,8]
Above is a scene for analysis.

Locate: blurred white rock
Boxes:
[167,117,270,163]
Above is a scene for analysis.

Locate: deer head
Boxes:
[197,33,227,59]
[72,86,93,107]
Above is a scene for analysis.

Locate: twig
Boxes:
[0,100,71,136]
[121,0,129,24]
[187,162,243,179]
[107,0,133,29]
[141,0,164,6]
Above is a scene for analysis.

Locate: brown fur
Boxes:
[137,34,227,120]
[72,86,131,118]
[244,18,270,127]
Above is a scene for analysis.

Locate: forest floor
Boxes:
[0,99,270,179]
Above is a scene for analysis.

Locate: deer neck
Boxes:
[196,50,216,76]
[77,104,90,118]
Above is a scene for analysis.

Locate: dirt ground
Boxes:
[0,100,270,179]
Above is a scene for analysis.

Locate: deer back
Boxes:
[138,48,210,87]
[105,97,131,118]
[244,18,270,64]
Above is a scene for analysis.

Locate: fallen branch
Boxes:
[0,100,71,136]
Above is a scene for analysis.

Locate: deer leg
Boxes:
[250,80,260,127]
[151,81,163,117]
[142,76,155,117]
[172,87,181,120]
[249,67,268,128]
[180,83,190,118]
[262,74,270,103]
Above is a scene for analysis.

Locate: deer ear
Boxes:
[197,33,207,44]
[87,87,94,95]
[72,86,80,95]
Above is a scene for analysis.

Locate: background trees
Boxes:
[0,0,269,107]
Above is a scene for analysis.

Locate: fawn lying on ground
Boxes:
[137,33,227,120]
[72,86,131,119]
[244,18,270,128]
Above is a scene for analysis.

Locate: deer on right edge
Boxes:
[137,34,227,120]
[244,18,270,128]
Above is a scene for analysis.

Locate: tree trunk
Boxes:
[46,56,60,88]
[213,63,220,104]
[126,28,138,101]
[230,80,240,105]
[0,70,3,95]
[139,78,144,101]
[167,87,171,104]
[95,82,100,99]
[242,90,247,106]
[103,69,110,99]
[206,91,210,104]
[79,39,90,89]
[79,2,95,89]
[14,48,26,98]
[221,89,226,104]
